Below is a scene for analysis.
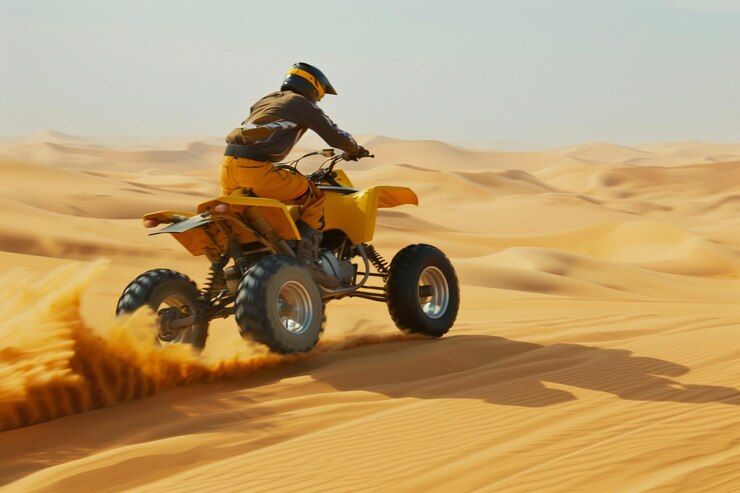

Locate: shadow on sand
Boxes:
[295,334,740,407]
[2,334,737,487]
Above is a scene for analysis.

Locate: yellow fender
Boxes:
[143,186,417,257]
[144,197,300,258]
[323,186,418,244]
[197,196,301,240]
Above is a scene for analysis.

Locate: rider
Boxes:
[220,62,369,289]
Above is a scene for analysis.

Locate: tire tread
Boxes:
[385,244,460,336]
[115,269,207,350]
[236,256,325,354]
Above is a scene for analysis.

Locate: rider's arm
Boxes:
[291,98,360,155]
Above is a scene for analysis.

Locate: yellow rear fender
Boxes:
[197,196,301,240]
[323,186,418,244]
[143,196,301,258]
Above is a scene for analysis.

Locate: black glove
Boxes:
[342,146,371,161]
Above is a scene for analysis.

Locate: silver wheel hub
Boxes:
[418,266,449,319]
[276,280,313,334]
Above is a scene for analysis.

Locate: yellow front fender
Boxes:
[323,186,418,244]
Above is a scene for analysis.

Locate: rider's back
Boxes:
[226,91,357,163]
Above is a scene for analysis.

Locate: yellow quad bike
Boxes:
[116,150,460,354]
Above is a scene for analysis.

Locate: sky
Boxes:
[1,0,739,148]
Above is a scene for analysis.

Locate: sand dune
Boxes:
[556,142,660,164]
[0,131,224,172]
[456,245,740,301]
[1,133,740,492]
[555,141,740,166]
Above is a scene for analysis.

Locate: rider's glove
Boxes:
[342,146,370,161]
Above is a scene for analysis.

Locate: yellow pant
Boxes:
[219,156,326,229]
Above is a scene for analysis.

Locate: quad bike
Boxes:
[116,149,460,353]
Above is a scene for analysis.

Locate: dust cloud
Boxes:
[0,261,414,431]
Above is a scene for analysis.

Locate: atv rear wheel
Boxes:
[236,256,325,354]
[386,244,460,336]
[116,269,209,351]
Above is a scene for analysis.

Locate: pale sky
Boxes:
[1,0,739,148]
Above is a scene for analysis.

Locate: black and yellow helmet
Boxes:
[281,62,337,102]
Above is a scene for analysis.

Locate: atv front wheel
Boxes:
[236,256,325,354]
[116,269,209,351]
[386,244,460,336]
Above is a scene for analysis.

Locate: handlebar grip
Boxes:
[339,150,373,161]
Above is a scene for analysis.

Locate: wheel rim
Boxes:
[157,294,196,344]
[418,266,449,319]
[276,280,313,335]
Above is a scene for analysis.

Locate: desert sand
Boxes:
[0,131,739,492]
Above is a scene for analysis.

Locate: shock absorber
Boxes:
[202,259,227,300]
[364,244,389,273]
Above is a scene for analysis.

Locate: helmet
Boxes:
[281,62,337,102]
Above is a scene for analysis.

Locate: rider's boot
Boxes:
[295,220,341,289]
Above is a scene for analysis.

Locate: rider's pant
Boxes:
[219,156,326,229]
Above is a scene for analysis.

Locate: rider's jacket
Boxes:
[225,91,359,162]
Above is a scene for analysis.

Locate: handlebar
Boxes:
[274,148,374,182]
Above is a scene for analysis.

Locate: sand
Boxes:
[0,131,739,492]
